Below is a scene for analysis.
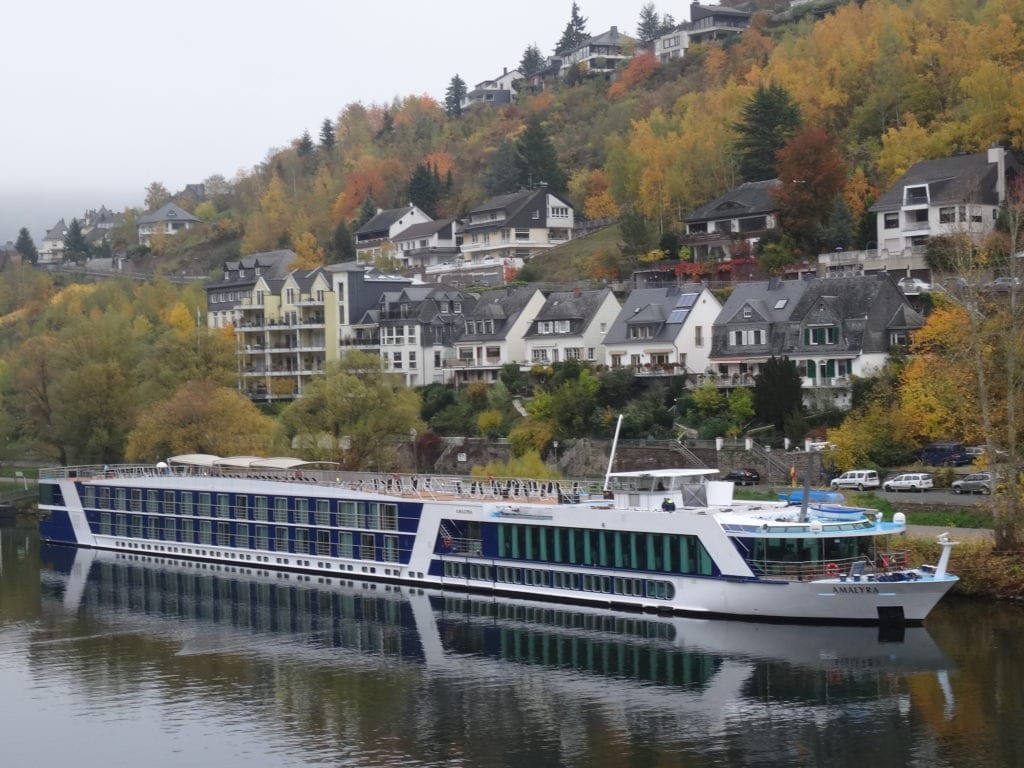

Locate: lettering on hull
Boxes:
[833,585,880,595]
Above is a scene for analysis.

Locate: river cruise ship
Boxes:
[37,456,959,624]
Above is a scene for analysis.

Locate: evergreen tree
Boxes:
[318,118,336,151]
[444,75,467,118]
[408,162,442,217]
[14,227,38,264]
[753,356,804,431]
[482,140,523,197]
[554,2,588,54]
[357,195,378,228]
[733,83,802,183]
[62,218,90,264]
[330,219,356,262]
[519,44,545,78]
[515,116,567,193]
[637,3,663,44]
[296,130,314,157]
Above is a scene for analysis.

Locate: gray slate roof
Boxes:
[870,152,1002,212]
[137,202,200,225]
[711,275,924,359]
[684,180,779,223]
[355,206,418,237]
[394,218,454,241]
[604,286,706,346]
[458,285,540,342]
[524,288,612,338]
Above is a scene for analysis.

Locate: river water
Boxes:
[1,522,1021,768]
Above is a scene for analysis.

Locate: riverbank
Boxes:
[906,532,1024,603]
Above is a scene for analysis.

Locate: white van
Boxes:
[830,470,880,491]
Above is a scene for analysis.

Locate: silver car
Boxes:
[883,473,933,492]
[951,472,993,494]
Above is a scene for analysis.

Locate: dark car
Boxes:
[918,441,971,466]
[723,468,760,486]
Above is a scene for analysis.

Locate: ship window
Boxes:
[316,530,331,556]
[217,522,230,546]
[82,486,96,508]
[274,497,288,523]
[360,533,376,560]
[294,528,310,555]
[380,503,398,530]
[275,526,289,552]
[180,492,192,515]
[255,525,269,550]
[100,487,111,509]
[99,512,112,535]
[254,496,268,521]
[295,498,309,524]
[236,523,249,548]
[339,501,357,528]
[131,489,142,512]
[383,535,399,562]
[235,495,248,520]
[198,493,211,516]
[338,532,353,558]
[181,519,194,543]
[316,499,331,526]
[217,494,230,518]
[163,491,175,514]
[199,521,212,544]
[364,503,381,529]
[115,514,127,536]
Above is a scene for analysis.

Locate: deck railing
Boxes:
[750,552,907,581]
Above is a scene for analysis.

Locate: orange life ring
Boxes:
[824,562,840,577]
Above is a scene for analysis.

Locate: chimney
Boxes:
[768,276,782,290]
[503,66,507,75]
[611,25,618,35]
[989,144,1007,204]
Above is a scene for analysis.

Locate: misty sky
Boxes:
[1,0,684,245]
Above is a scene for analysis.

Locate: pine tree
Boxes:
[330,219,356,262]
[554,2,588,54]
[318,118,336,151]
[62,218,90,264]
[14,227,38,264]
[357,196,378,228]
[519,45,545,78]
[515,116,567,193]
[296,130,314,157]
[482,141,523,197]
[754,357,804,431]
[445,75,467,118]
[637,3,663,44]
[734,83,802,183]
[408,162,442,217]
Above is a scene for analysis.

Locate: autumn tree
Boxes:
[733,83,801,183]
[772,127,847,254]
[280,351,424,471]
[519,44,545,78]
[14,227,38,264]
[145,181,171,211]
[554,1,588,54]
[444,74,467,118]
[125,381,281,461]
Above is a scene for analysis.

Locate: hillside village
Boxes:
[1,0,1023,487]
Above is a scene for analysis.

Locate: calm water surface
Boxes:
[1,522,1022,768]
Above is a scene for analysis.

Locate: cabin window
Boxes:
[236,523,249,548]
[274,497,289,523]
[383,535,399,562]
[217,522,230,546]
[99,512,112,535]
[235,495,248,520]
[339,501,357,528]
[115,514,128,536]
[315,499,331,527]
[198,493,211,516]
[360,533,376,560]
[254,496,268,521]
[180,519,193,543]
[163,491,175,514]
[294,528,310,555]
[294,498,309,524]
[338,532,353,558]
[316,530,331,556]
[180,492,192,516]
[275,527,289,552]
[131,489,142,512]
[217,494,230,518]
[255,525,269,549]
[199,521,212,544]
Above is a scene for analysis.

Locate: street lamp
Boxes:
[553,440,559,463]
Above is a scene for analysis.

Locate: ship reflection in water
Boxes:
[38,544,957,766]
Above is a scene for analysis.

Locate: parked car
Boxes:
[882,473,934,492]
[898,277,932,294]
[917,441,971,466]
[989,276,1021,293]
[723,468,760,486]
[830,470,880,491]
[951,472,993,494]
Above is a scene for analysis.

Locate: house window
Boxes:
[532,349,550,363]
[565,347,581,360]
[884,212,899,229]
[554,320,570,333]
[904,185,928,205]
[695,326,703,347]
[538,321,553,334]
[742,306,752,319]
[586,348,595,361]
[939,207,956,224]
[408,351,417,369]
[805,327,839,345]
[611,354,623,368]
[628,325,653,340]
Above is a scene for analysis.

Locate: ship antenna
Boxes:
[603,414,624,491]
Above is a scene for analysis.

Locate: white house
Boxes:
[523,288,621,366]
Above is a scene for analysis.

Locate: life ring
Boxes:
[824,562,840,577]
[442,534,452,548]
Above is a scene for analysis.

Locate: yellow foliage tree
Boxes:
[290,231,325,270]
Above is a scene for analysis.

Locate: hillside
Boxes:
[111,0,1024,278]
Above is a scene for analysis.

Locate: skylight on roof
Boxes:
[668,309,690,323]
[774,298,788,309]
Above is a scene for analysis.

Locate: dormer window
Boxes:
[904,185,928,205]
[742,306,752,319]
